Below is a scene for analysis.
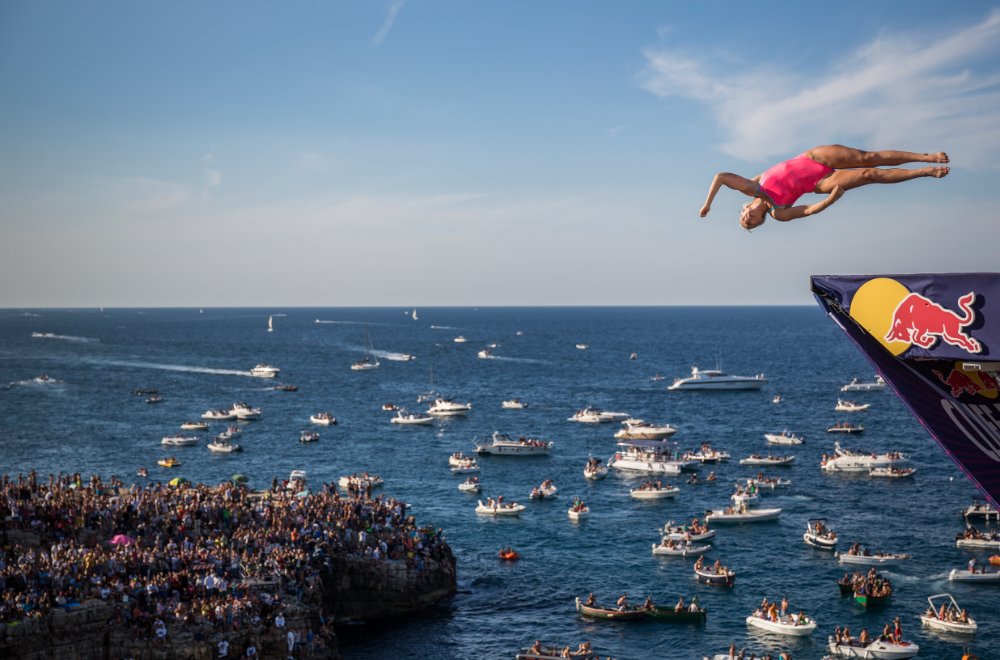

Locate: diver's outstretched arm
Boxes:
[771,186,845,222]
[700,173,757,217]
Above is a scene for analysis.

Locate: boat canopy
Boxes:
[812,273,1000,508]
[615,439,675,448]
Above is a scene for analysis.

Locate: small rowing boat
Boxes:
[646,604,707,624]
[574,597,646,621]
[739,454,795,466]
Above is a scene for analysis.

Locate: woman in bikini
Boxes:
[699,145,949,231]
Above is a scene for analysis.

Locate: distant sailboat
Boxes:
[350,324,380,371]
[412,309,418,321]
[267,315,273,332]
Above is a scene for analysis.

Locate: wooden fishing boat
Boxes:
[574,597,647,621]
[645,605,707,623]
[854,589,891,609]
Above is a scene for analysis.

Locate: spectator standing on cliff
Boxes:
[274,611,285,629]
[287,628,297,657]
[217,639,229,658]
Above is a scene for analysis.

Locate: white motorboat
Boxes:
[821,443,906,472]
[180,421,208,431]
[476,499,525,516]
[836,550,909,566]
[705,507,781,524]
[299,431,319,443]
[529,481,558,499]
[477,348,493,359]
[630,485,680,500]
[764,431,804,445]
[230,402,261,421]
[730,490,759,506]
[683,445,730,463]
[919,593,977,634]
[567,406,630,423]
[803,518,838,550]
[739,454,795,466]
[567,504,589,520]
[667,365,766,391]
[249,364,280,378]
[583,460,608,480]
[827,422,865,434]
[745,476,791,490]
[661,521,716,542]
[869,467,916,478]
[614,419,678,440]
[963,501,999,520]
[338,474,383,490]
[955,528,1000,548]
[475,432,552,456]
[453,336,467,343]
[350,324,380,371]
[501,399,527,409]
[161,435,199,447]
[772,394,782,404]
[448,452,475,467]
[310,412,337,426]
[836,399,871,412]
[608,441,687,474]
[217,425,241,441]
[451,460,480,474]
[207,437,242,453]
[202,409,236,421]
[391,410,434,425]
[841,375,886,392]
[427,398,472,416]
[949,567,1000,582]
[457,478,480,493]
[745,611,816,636]
[826,637,918,659]
[651,540,711,556]
[575,343,588,350]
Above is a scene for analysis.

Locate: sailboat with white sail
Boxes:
[350,324,380,371]
[412,309,418,320]
[267,315,273,333]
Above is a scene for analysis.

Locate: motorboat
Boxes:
[667,366,766,391]
[529,481,558,499]
[683,444,730,463]
[427,398,472,416]
[869,467,916,478]
[764,431,804,445]
[841,375,886,392]
[583,459,608,480]
[476,499,525,516]
[310,412,337,426]
[567,503,589,521]
[298,430,318,443]
[826,636,918,659]
[306,411,337,427]
[161,435,199,447]
[574,597,646,621]
[230,402,261,421]
[575,343,588,350]
[614,419,678,440]
[919,593,977,634]
[567,407,630,423]
[949,567,1000,582]
[836,399,871,412]
[33,374,56,384]
[391,410,434,425]
[827,422,865,434]
[457,477,481,493]
[180,421,208,431]
[651,539,710,556]
[739,454,795,466]
[803,518,838,550]
[453,336,467,343]
[382,403,398,411]
[477,348,493,359]
[350,324,380,371]
[630,483,680,500]
[450,459,480,474]
[608,441,689,474]
[772,394,782,404]
[693,560,735,587]
[821,443,906,472]
[745,611,816,636]
[475,432,552,456]
[157,457,180,468]
[338,474,383,490]
[955,527,1000,549]
[836,548,909,566]
[448,452,476,467]
[745,476,791,490]
[273,384,298,392]
[501,399,527,409]
[661,521,716,543]
[202,409,236,421]
[217,425,241,441]
[705,506,781,524]
[963,501,999,520]
[249,364,280,378]
[729,489,759,506]
[146,395,162,404]
[207,437,242,453]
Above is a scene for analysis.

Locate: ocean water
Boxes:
[0,306,994,660]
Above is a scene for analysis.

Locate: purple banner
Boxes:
[812,273,1000,508]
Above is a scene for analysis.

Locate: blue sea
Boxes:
[0,307,994,660]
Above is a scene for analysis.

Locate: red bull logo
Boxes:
[884,291,981,354]
[932,363,1000,399]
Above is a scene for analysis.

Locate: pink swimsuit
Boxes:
[758,154,833,207]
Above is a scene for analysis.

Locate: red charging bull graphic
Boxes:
[885,291,982,354]
[933,365,1000,398]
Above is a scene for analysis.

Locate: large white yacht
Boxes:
[427,398,472,416]
[567,406,630,423]
[667,366,766,391]
[474,432,552,456]
[230,402,261,421]
[607,440,693,474]
[250,364,280,378]
[613,419,678,440]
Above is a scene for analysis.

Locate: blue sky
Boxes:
[1,1,998,307]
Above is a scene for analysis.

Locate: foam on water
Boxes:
[31,332,98,343]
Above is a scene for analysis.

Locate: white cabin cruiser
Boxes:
[501,399,527,409]
[841,375,886,392]
[230,402,261,421]
[614,419,678,440]
[836,399,871,412]
[919,593,977,634]
[310,412,337,426]
[162,435,199,447]
[474,432,552,456]
[667,366,766,391]
[427,398,472,416]
[608,440,689,475]
[249,364,280,378]
[739,454,795,466]
[764,431,804,445]
[821,443,906,472]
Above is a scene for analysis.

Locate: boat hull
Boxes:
[949,568,1000,581]
[574,598,645,621]
[705,508,781,524]
[694,568,734,587]
[827,638,919,659]
[646,606,706,623]
[837,553,908,566]
[746,614,816,636]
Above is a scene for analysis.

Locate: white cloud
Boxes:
[638,10,1000,167]
[371,0,406,47]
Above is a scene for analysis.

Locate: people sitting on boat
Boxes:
[674,595,685,612]
[136,467,148,477]
[859,628,869,645]
[615,594,629,612]
[694,556,704,571]
[584,593,596,607]
[643,595,654,610]
[688,597,700,612]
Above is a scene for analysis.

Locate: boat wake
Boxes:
[87,359,252,377]
[486,356,546,365]
[430,325,459,330]
[315,319,368,325]
[31,332,98,343]
[379,352,416,362]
